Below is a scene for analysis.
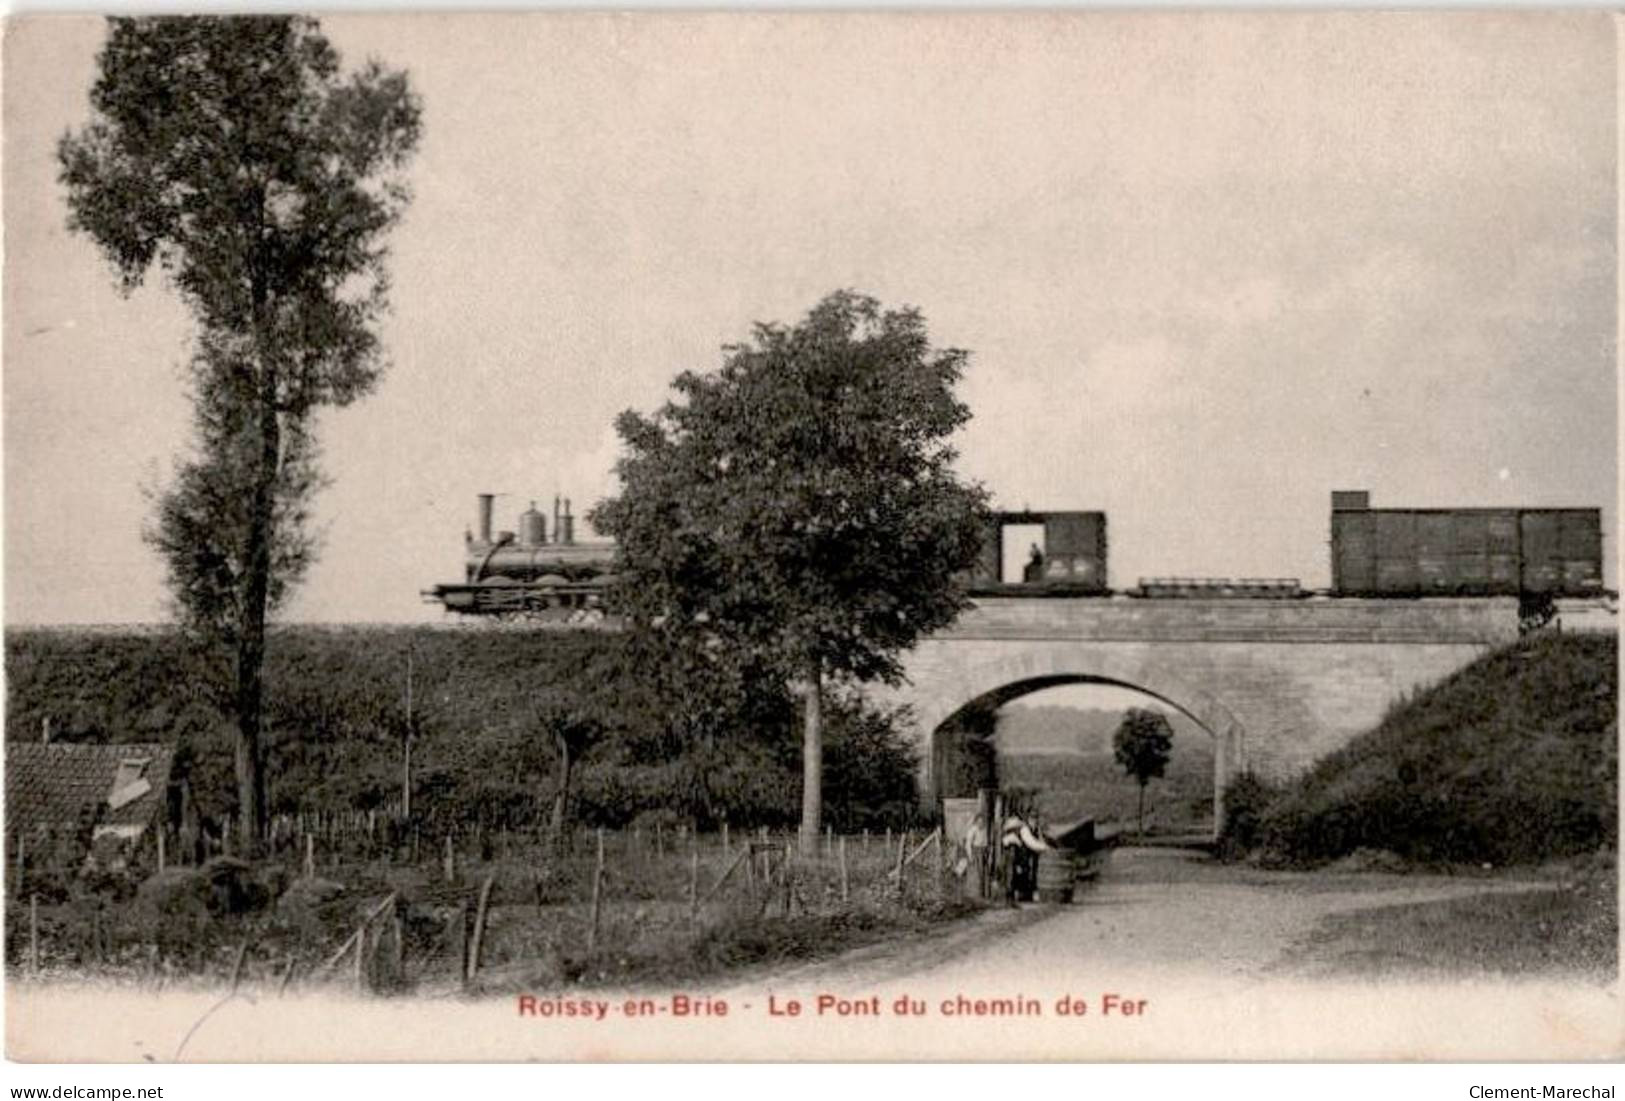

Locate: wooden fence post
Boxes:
[688,843,699,919]
[467,875,495,984]
[453,900,469,987]
[29,894,39,976]
[304,833,316,879]
[229,939,249,993]
[781,842,794,916]
[894,831,908,898]
[780,844,793,915]
[390,915,405,989]
[370,910,386,985]
[156,829,166,874]
[721,822,729,854]
[443,834,455,884]
[839,836,849,904]
[586,829,605,956]
[353,923,365,990]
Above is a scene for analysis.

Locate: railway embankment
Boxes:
[1221,631,1615,870]
[1214,630,1616,980]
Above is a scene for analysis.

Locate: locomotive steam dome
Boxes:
[519,501,546,546]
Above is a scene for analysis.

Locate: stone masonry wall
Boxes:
[875,596,1521,806]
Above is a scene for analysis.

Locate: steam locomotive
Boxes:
[422,494,617,618]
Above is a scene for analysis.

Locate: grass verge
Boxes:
[475,893,985,993]
[1281,863,1616,983]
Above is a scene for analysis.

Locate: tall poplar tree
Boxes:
[60,16,421,851]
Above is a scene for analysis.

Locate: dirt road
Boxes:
[664,845,1618,1059]
[720,845,1554,997]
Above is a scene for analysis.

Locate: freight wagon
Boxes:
[1329,490,1604,598]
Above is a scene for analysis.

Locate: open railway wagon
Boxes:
[964,510,1109,595]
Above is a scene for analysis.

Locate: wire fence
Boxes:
[5,822,972,994]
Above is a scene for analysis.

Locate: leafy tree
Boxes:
[934,697,1000,799]
[1113,707,1174,838]
[60,16,421,852]
[1216,770,1280,861]
[821,700,920,833]
[610,623,805,829]
[592,290,988,847]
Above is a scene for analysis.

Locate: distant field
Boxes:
[992,702,1215,831]
[1000,745,1214,832]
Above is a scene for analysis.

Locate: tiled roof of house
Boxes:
[4,742,173,833]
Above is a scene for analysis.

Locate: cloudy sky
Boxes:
[5,12,1616,625]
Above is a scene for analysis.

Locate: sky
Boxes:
[4,11,1617,627]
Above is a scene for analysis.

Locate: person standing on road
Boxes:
[1002,811,1049,902]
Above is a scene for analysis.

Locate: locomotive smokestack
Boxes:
[478,493,494,543]
[553,495,561,545]
[563,498,574,544]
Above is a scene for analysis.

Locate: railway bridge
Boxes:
[868,595,1522,824]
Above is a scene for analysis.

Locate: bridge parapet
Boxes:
[943,596,1520,645]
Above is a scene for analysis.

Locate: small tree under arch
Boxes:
[1113,707,1174,838]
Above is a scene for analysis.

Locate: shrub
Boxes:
[822,702,920,833]
[1216,771,1280,860]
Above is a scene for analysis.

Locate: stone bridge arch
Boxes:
[867,595,1521,834]
[889,643,1247,827]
